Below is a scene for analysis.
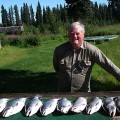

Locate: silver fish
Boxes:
[102,97,116,117]
[70,97,87,113]
[0,98,9,113]
[86,97,102,114]
[57,97,72,114]
[25,95,43,117]
[40,98,58,116]
[113,96,120,113]
[2,97,27,117]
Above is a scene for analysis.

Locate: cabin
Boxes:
[0,26,24,33]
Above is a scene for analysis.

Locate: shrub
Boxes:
[0,33,9,46]
[9,37,21,46]
[23,35,41,47]
[8,35,41,47]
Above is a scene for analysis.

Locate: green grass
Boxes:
[0,38,66,93]
[91,38,120,91]
[0,35,120,93]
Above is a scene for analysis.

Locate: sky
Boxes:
[91,0,108,4]
[0,0,108,23]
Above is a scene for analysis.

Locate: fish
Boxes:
[25,95,43,117]
[102,97,116,117]
[113,96,120,113]
[40,98,58,116]
[57,97,72,114]
[0,98,9,113]
[86,97,102,114]
[70,97,87,113]
[2,97,27,117]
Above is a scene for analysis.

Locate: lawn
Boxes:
[0,36,120,93]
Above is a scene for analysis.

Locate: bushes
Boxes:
[0,33,9,46]
[2,34,66,47]
[8,35,41,47]
[0,34,41,47]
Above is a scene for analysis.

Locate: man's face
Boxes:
[68,27,85,49]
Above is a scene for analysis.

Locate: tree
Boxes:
[36,1,42,26]
[65,0,93,21]
[29,5,35,25]
[45,6,51,24]
[8,6,14,26]
[14,5,20,26]
[1,5,8,26]
[22,3,30,25]
[107,4,113,23]
[108,0,120,22]
[48,11,59,34]
[60,4,68,22]
[93,2,99,20]
[43,6,47,24]
[20,7,23,24]
[36,1,43,32]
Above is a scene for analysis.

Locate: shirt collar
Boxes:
[80,41,85,49]
[69,41,86,50]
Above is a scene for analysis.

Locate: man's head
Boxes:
[68,22,85,49]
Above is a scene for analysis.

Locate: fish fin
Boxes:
[116,107,120,113]
[35,103,39,107]
[13,103,18,107]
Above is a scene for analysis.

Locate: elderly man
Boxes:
[53,21,120,93]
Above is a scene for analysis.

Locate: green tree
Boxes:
[36,1,42,26]
[22,3,30,25]
[60,4,68,22]
[43,6,47,24]
[45,6,51,24]
[36,1,43,32]
[65,0,93,21]
[48,11,59,34]
[108,0,120,22]
[93,2,99,20]
[30,5,35,25]
[8,6,14,26]
[20,7,23,24]
[1,5,8,26]
[14,5,20,26]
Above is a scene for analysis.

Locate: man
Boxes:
[53,21,120,93]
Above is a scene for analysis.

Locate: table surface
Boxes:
[0,91,120,120]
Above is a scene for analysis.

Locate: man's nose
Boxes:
[73,33,77,38]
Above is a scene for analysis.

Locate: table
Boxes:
[0,92,120,120]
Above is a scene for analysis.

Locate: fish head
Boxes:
[70,107,81,113]
[2,107,13,117]
[25,108,32,117]
[109,106,116,117]
[87,105,94,114]
[41,109,49,116]
[60,105,72,114]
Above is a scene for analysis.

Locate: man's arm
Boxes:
[93,47,120,80]
[53,48,59,73]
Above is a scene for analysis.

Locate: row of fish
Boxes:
[0,95,120,117]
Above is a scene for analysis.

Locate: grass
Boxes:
[0,38,66,93]
[91,38,120,91]
[0,35,120,93]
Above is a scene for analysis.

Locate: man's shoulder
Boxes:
[84,41,98,50]
[55,41,69,50]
